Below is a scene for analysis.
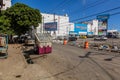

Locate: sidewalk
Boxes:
[0,44,55,80]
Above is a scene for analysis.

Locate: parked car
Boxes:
[79,35,87,39]
[25,38,35,45]
[87,35,94,38]
[94,36,107,41]
[18,35,28,43]
[68,36,77,41]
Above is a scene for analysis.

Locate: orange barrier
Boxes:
[84,41,89,49]
[63,40,67,45]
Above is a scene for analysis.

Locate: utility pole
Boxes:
[53,13,55,22]
[42,16,44,33]
[53,13,56,36]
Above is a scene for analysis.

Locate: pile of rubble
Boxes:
[91,43,120,53]
[67,40,120,53]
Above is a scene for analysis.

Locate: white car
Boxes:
[94,36,107,41]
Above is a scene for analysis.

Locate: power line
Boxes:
[48,0,71,13]
[57,0,77,10]
[66,11,120,25]
[70,0,108,15]
[111,12,120,16]
[49,0,79,15]
[83,0,108,11]
[42,11,120,27]
[42,7,120,27]
[70,6,120,22]
[48,0,66,12]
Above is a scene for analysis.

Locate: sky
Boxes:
[12,0,120,31]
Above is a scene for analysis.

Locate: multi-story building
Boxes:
[1,0,11,10]
[37,13,74,37]
[87,20,99,35]
[72,19,99,36]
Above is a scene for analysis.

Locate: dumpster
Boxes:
[35,33,52,55]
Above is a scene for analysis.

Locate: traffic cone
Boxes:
[84,41,89,49]
[63,39,67,45]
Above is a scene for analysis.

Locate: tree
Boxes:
[0,11,14,34]
[4,3,42,35]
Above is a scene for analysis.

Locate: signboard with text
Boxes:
[44,22,57,31]
[74,23,87,32]
[97,14,109,36]
[97,14,109,20]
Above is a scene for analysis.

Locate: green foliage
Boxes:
[4,3,42,35]
[0,14,14,34]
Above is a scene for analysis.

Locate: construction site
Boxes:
[0,0,120,80]
[0,33,120,80]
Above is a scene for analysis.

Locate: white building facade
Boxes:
[87,19,98,35]
[1,0,11,10]
[37,13,73,37]
[68,23,74,32]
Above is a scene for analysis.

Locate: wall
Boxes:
[2,0,11,10]
[40,13,70,36]
[87,20,98,35]
[87,23,93,35]
[93,20,98,35]
[68,23,74,32]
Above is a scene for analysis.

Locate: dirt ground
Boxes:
[0,44,55,80]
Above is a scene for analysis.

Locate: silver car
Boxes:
[94,36,107,41]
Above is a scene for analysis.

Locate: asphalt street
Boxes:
[31,43,120,80]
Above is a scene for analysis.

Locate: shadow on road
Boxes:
[79,51,114,80]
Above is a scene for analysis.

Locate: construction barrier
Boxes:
[63,39,67,45]
[37,43,45,54]
[84,41,89,49]
[45,42,52,53]
[37,42,52,54]
[35,32,52,55]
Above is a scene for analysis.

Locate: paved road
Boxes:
[32,43,120,80]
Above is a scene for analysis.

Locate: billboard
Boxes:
[98,19,108,35]
[74,23,87,32]
[44,22,57,31]
[97,14,109,36]
[98,20,107,29]
[97,14,109,20]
